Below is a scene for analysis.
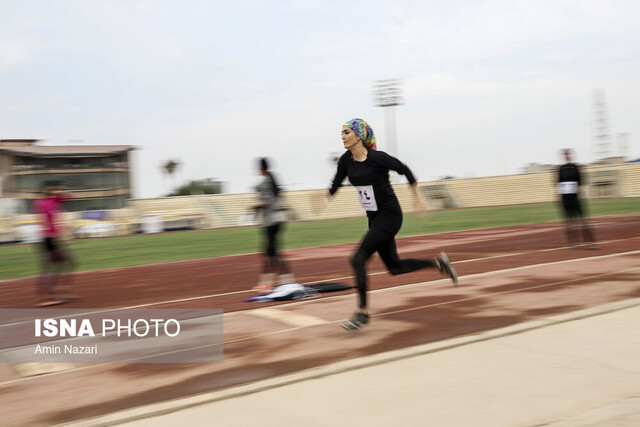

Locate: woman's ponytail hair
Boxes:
[260,157,280,197]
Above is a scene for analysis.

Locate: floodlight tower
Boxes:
[593,89,611,161]
[373,79,403,158]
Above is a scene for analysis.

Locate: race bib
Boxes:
[557,181,578,195]
[356,185,378,211]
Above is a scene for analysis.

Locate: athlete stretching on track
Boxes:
[327,118,458,330]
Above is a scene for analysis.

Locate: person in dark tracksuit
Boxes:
[327,118,458,330]
[251,157,295,292]
[557,149,597,249]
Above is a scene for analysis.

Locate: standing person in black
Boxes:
[557,149,597,249]
[251,157,295,292]
[327,118,458,330]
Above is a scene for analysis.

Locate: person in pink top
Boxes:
[33,180,79,307]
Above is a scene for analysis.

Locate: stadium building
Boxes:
[0,139,135,213]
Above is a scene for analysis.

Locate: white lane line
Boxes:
[71,298,640,427]
[2,235,636,303]
[213,264,640,347]
[1,253,639,386]
[1,247,639,329]
[379,266,640,317]
[1,229,637,293]
[223,248,640,312]
[452,236,640,264]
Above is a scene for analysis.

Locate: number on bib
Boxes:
[356,185,378,211]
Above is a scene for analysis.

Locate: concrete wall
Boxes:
[422,162,640,209]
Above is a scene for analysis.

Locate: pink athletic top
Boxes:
[33,194,70,238]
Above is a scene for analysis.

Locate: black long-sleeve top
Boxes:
[557,162,582,196]
[329,148,416,217]
[558,163,582,185]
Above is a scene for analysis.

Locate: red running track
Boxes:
[0,214,639,425]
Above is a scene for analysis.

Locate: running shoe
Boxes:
[340,311,370,330]
[437,251,458,286]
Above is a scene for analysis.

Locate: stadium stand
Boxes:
[198,193,256,228]
[0,216,12,243]
[2,163,638,243]
[128,196,208,231]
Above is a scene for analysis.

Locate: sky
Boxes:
[1,0,639,198]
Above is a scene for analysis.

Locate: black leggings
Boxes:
[37,237,76,297]
[263,223,289,274]
[351,213,438,309]
[560,196,595,244]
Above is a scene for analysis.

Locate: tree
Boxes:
[161,159,181,195]
[167,179,223,196]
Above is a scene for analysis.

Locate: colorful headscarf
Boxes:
[344,118,377,150]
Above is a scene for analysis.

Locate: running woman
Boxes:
[557,149,597,249]
[251,157,295,292]
[32,180,79,307]
[327,118,457,330]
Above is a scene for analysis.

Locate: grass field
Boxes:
[0,197,638,280]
